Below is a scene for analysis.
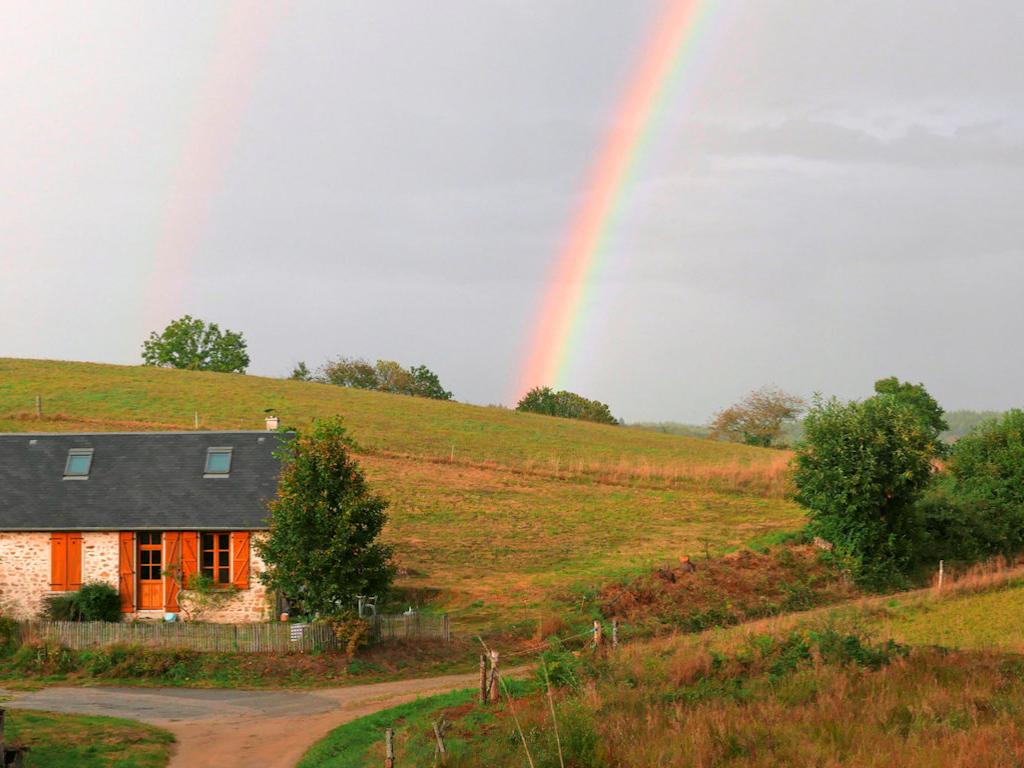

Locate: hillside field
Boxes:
[0,359,802,629]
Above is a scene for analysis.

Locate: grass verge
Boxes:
[2,709,174,767]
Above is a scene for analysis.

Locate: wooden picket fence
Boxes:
[373,612,450,643]
[16,613,450,653]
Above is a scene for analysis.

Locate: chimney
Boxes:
[265,414,279,431]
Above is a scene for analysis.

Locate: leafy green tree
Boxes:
[373,360,415,394]
[319,357,454,400]
[793,395,935,588]
[517,386,559,416]
[873,377,948,453]
[289,361,313,381]
[516,386,618,425]
[321,357,379,390]
[409,365,453,401]
[256,418,394,616]
[938,410,1024,558]
[710,386,805,447]
[141,315,250,373]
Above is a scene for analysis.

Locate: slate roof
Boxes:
[0,432,287,531]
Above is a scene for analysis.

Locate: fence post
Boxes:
[479,655,488,705]
[612,619,619,650]
[593,620,603,649]
[488,651,500,704]
[432,719,448,763]
[938,560,944,592]
[384,728,395,768]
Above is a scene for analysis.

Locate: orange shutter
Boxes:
[68,533,83,589]
[50,533,68,591]
[230,531,250,589]
[181,531,200,590]
[118,532,135,612]
[164,532,182,612]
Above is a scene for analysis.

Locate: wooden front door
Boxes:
[137,532,163,610]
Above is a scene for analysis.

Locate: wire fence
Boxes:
[16,613,450,654]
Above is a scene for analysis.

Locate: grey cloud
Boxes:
[674,118,1024,168]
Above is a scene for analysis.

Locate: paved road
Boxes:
[1,671,487,767]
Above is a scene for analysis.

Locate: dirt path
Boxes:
[1,671,490,767]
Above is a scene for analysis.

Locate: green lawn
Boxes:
[3,710,173,767]
[297,689,479,768]
[878,582,1024,650]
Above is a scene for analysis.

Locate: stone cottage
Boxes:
[0,430,286,622]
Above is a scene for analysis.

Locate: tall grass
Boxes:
[436,624,1024,767]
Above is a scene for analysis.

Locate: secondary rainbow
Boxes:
[516,0,721,397]
[145,1,283,329]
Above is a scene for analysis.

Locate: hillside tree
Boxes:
[516,386,618,425]
[409,365,453,401]
[319,357,453,400]
[793,395,936,587]
[941,409,1024,557]
[256,418,394,616]
[289,361,314,381]
[710,386,805,447]
[141,315,250,373]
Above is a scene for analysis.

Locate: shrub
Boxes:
[942,409,1024,558]
[42,582,121,622]
[12,641,76,675]
[75,582,122,621]
[0,616,19,656]
[326,613,372,659]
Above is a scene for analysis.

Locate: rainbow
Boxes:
[515,0,722,398]
[145,1,284,329]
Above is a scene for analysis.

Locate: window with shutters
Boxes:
[50,533,83,591]
[201,532,231,585]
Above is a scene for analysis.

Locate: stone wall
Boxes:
[0,532,121,619]
[82,532,119,591]
[0,532,52,618]
[178,536,271,623]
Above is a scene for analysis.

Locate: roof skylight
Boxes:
[64,448,93,479]
[204,447,233,477]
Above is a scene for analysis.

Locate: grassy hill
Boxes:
[0,358,802,629]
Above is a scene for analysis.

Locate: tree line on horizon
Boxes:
[139,316,1005,441]
[290,357,453,401]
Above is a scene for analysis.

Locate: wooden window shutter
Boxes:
[181,532,200,590]
[230,531,250,589]
[164,532,182,612]
[118,532,135,612]
[50,533,68,591]
[68,533,83,590]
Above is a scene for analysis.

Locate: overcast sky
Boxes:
[2,1,1022,422]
